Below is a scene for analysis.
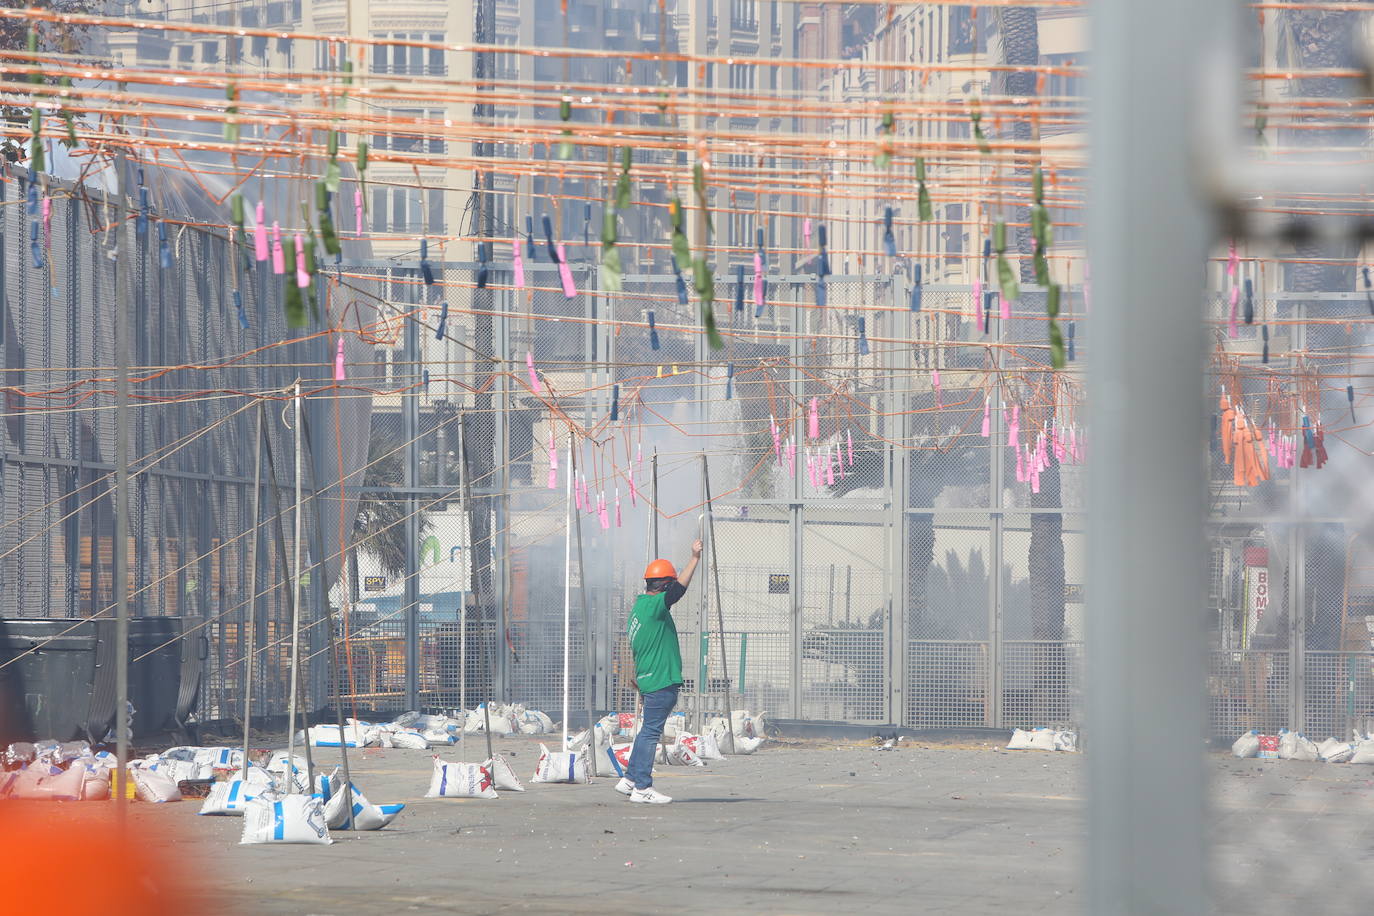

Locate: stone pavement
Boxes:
[9,736,1374,914]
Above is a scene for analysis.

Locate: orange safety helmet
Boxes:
[644,558,677,580]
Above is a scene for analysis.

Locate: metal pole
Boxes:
[285,381,305,792]
[574,464,597,776]
[562,431,574,750]
[403,313,420,709]
[702,456,736,753]
[112,154,132,825]
[1088,0,1211,909]
[457,414,470,715]
[650,449,660,560]
[241,404,266,770]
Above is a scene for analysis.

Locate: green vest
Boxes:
[627,591,683,694]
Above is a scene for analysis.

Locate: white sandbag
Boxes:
[306,725,374,748]
[36,764,85,800]
[199,778,259,815]
[1008,728,1058,751]
[666,741,705,767]
[390,730,430,750]
[202,747,245,770]
[677,732,725,761]
[604,743,633,777]
[1319,739,1355,763]
[420,727,458,746]
[1278,730,1318,762]
[426,757,498,798]
[130,767,182,803]
[1054,731,1079,753]
[6,764,55,798]
[317,769,404,830]
[731,735,764,755]
[527,709,555,733]
[148,758,200,784]
[239,794,332,845]
[1349,741,1374,765]
[1230,730,1260,758]
[531,743,590,784]
[80,769,110,801]
[484,754,525,792]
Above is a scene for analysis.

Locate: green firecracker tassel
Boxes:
[993,220,1019,303]
[670,197,690,272]
[915,157,932,221]
[615,147,633,211]
[875,109,894,168]
[1047,283,1065,369]
[223,82,239,143]
[970,106,990,155]
[692,161,713,234]
[557,97,573,160]
[29,108,43,173]
[231,193,247,251]
[282,240,306,328]
[694,257,723,350]
[600,205,622,291]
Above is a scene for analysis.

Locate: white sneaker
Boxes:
[614,777,635,796]
[629,786,672,804]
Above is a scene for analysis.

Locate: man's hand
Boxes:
[679,539,704,589]
[692,538,703,557]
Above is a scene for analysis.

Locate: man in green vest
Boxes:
[616,539,702,803]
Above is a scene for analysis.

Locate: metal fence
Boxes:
[5,207,1370,741]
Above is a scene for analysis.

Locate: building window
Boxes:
[728,63,756,92]
[372,32,446,76]
[371,187,445,234]
[731,0,757,31]
[373,109,447,155]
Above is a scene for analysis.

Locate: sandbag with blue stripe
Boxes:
[239,794,332,845]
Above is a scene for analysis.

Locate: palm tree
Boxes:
[346,435,431,608]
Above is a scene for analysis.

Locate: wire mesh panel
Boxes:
[800,506,888,722]
[707,507,793,719]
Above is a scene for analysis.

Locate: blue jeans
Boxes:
[626,684,679,790]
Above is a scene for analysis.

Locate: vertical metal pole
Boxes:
[650,449,660,560]
[1089,0,1211,910]
[573,464,597,775]
[241,404,265,769]
[403,313,421,709]
[457,415,470,716]
[285,381,305,791]
[988,290,1005,729]
[889,279,910,726]
[112,155,132,824]
[562,431,574,749]
[703,456,736,753]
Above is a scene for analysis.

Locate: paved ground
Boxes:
[7,736,1374,913]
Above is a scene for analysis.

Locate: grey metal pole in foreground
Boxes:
[113,155,133,824]
[1088,1,1214,912]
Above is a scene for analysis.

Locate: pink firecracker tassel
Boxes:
[556,244,577,297]
[847,429,854,466]
[973,279,984,331]
[981,397,991,437]
[334,336,346,381]
[826,454,836,486]
[548,467,558,489]
[615,489,622,528]
[770,415,782,460]
[354,189,364,237]
[753,252,765,311]
[271,222,284,274]
[1227,240,1238,280]
[513,238,525,289]
[42,196,51,248]
[294,234,309,288]
[628,473,637,505]
[932,369,942,408]
[526,352,541,394]
[599,494,609,531]
[786,440,796,477]
[1000,293,1011,321]
[803,218,812,247]
[809,399,820,440]
[1015,446,1026,482]
[255,202,269,260]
